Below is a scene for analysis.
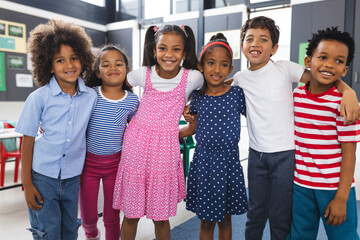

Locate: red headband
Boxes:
[199,41,233,61]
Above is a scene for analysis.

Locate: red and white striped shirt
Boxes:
[293,83,360,190]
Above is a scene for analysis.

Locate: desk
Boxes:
[0,129,23,140]
[0,129,23,191]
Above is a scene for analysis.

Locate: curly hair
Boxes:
[306,26,355,66]
[86,44,132,92]
[240,16,280,47]
[27,19,94,86]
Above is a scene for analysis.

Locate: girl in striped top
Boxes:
[79,45,139,240]
[288,27,360,240]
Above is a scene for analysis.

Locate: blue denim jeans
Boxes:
[245,148,295,240]
[27,170,81,240]
[288,184,359,240]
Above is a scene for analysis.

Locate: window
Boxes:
[248,0,290,8]
[81,0,105,7]
[144,0,170,19]
[249,7,292,61]
[216,0,246,7]
[173,0,199,13]
[120,0,139,20]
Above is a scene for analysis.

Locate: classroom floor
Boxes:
[1,117,360,240]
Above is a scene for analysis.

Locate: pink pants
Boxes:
[79,151,121,240]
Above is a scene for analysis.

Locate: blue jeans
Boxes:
[245,148,295,240]
[27,170,81,240]
[288,184,359,240]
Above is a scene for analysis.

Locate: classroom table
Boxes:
[0,128,23,191]
[0,128,22,139]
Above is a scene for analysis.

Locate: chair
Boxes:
[3,122,15,128]
[179,120,196,180]
[0,123,22,187]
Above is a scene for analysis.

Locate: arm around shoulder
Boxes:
[335,80,359,125]
[299,69,312,84]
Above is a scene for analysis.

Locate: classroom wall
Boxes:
[0,101,24,120]
[290,0,360,99]
[290,0,346,65]
[0,8,106,102]
[352,1,360,97]
[0,8,47,102]
[6,0,107,25]
[108,28,134,67]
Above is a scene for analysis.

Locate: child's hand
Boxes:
[224,77,234,86]
[340,89,360,125]
[183,105,194,123]
[24,184,43,210]
[324,197,347,225]
[38,124,44,134]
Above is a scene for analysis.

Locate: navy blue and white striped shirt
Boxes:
[86,87,139,155]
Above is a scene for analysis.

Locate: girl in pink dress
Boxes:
[112,25,203,240]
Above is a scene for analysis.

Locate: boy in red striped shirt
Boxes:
[288,27,360,240]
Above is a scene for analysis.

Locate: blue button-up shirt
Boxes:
[16,77,96,179]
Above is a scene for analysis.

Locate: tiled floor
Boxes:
[0,158,198,240]
[1,117,360,239]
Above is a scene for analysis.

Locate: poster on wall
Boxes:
[0,19,26,54]
[16,73,33,88]
[8,55,25,70]
[0,23,5,35]
[204,29,241,60]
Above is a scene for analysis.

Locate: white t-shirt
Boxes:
[127,66,203,100]
[233,60,305,152]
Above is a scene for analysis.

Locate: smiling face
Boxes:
[305,39,349,93]
[241,28,278,71]
[96,49,128,87]
[199,46,233,88]
[51,44,82,89]
[153,32,185,79]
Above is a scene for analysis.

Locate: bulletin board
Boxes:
[298,42,308,67]
[0,52,5,91]
[0,19,27,54]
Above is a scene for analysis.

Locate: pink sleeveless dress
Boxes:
[112,67,188,221]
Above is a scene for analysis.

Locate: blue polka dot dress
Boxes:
[186,86,248,222]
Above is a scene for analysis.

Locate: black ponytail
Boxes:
[182,25,198,70]
[142,25,157,67]
[143,24,198,70]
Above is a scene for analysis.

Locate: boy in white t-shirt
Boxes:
[232,16,359,240]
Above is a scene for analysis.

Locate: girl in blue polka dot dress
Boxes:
[180,33,248,240]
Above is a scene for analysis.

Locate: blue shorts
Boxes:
[27,170,81,240]
[288,184,359,240]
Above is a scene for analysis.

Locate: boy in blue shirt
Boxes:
[15,20,96,240]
